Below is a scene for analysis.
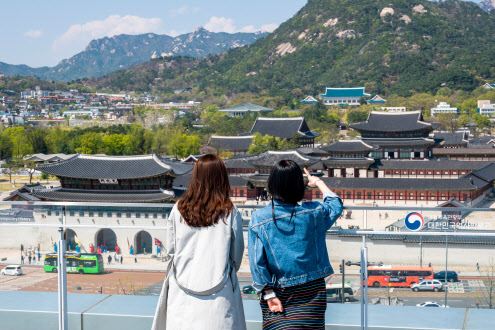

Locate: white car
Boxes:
[417,301,449,308]
[411,280,443,292]
[1,265,22,276]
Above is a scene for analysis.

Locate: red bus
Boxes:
[366,266,434,288]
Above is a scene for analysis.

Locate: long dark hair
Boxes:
[267,160,305,223]
[177,154,233,227]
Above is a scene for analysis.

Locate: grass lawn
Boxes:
[0,175,57,192]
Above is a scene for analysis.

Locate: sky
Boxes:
[0,0,307,68]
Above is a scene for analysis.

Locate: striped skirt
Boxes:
[260,278,327,330]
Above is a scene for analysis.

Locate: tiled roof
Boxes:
[437,198,467,208]
[367,95,386,103]
[373,160,494,171]
[219,102,273,112]
[432,148,495,155]
[223,158,256,169]
[249,117,321,139]
[350,111,438,132]
[246,150,320,167]
[300,96,318,104]
[320,177,477,190]
[209,136,253,151]
[322,140,376,152]
[36,154,192,179]
[362,138,435,146]
[320,87,371,98]
[433,132,469,146]
[469,163,495,182]
[31,189,174,203]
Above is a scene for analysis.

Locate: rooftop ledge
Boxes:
[0,291,493,330]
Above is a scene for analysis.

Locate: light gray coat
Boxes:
[152,204,246,330]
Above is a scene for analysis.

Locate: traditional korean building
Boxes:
[319,140,376,178]
[350,111,440,159]
[246,117,321,147]
[219,102,274,117]
[300,96,318,104]
[320,87,370,106]
[367,95,386,104]
[433,132,469,148]
[208,136,254,155]
[30,154,192,203]
[432,147,495,161]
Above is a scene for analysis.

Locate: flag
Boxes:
[154,238,163,247]
[74,235,81,246]
[127,237,130,250]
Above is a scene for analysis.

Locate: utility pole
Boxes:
[341,259,345,303]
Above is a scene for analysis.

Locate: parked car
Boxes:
[411,280,443,292]
[417,301,449,308]
[434,271,458,282]
[1,265,22,276]
[326,284,355,302]
[242,285,256,294]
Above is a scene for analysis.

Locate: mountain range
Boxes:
[0,28,268,81]
[92,0,495,97]
[479,0,495,11]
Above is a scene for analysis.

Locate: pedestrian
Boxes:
[428,262,432,268]
[134,257,137,263]
[152,154,246,330]
[54,242,57,252]
[28,255,32,264]
[108,255,112,265]
[379,213,382,219]
[90,244,94,254]
[477,263,480,271]
[21,255,24,264]
[120,255,123,264]
[37,252,41,262]
[247,163,343,329]
[21,244,24,253]
[114,253,118,262]
[76,244,80,253]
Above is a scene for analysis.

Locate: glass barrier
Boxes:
[1,201,495,329]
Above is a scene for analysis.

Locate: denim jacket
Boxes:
[248,191,343,293]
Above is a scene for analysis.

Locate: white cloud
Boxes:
[204,16,278,34]
[52,15,163,55]
[171,5,200,16]
[25,30,43,38]
[204,17,237,33]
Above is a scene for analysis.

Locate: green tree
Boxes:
[1,160,22,183]
[437,113,460,133]
[346,110,369,124]
[4,127,31,158]
[103,134,125,155]
[77,132,103,154]
[23,160,38,184]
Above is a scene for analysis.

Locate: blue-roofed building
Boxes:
[367,95,386,104]
[483,83,495,89]
[319,87,371,106]
[300,95,318,104]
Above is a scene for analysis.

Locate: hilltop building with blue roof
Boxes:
[320,87,371,106]
[483,83,495,89]
[367,95,386,104]
[300,95,318,104]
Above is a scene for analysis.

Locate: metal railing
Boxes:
[2,201,495,330]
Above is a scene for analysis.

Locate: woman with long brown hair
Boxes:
[152,154,246,330]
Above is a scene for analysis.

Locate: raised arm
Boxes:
[304,168,343,230]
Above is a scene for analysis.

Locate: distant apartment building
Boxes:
[430,102,458,116]
[478,100,495,116]
[320,87,370,106]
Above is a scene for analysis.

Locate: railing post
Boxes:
[58,208,67,330]
[360,234,368,330]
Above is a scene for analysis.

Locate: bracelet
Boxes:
[264,291,277,300]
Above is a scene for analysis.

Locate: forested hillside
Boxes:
[92,0,495,97]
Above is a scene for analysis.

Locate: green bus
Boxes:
[44,253,104,274]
